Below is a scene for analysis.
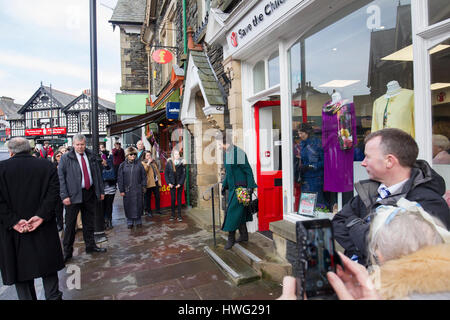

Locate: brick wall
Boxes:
[120,30,148,91]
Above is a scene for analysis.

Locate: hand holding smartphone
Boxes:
[294,219,341,299]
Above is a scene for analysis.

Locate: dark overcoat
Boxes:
[0,153,64,285]
[221,145,257,232]
[117,159,147,220]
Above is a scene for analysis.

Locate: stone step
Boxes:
[204,239,261,286]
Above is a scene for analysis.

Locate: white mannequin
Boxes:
[385,80,402,98]
[331,91,343,104]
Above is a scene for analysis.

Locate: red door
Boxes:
[255,101,283,231]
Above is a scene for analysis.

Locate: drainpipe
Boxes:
[182,0,191,208]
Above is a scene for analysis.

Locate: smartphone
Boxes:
[294,219,340,299]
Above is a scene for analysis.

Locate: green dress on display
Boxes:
[221,145,257,232]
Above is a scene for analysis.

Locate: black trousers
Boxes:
[103,194,115,221]
[170,186,183,218]
[63,188,97,254]
[15,273,62,300]
[145,186,160,213]
[55,200,64,230]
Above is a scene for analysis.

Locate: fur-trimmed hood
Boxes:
[370,244,450,300]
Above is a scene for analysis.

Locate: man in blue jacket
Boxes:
[333,128,449,266]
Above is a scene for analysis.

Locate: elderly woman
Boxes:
[279,198,450,300]
[365,198,450,299]
[432,134,450,164]
[117,147,147,229]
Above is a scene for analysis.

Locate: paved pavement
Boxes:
[0,194,282,300]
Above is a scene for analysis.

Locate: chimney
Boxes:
[187,26,203,51]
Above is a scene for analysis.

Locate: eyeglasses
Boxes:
[129,154,137,157]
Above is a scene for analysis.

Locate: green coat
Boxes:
[221,145,257,232]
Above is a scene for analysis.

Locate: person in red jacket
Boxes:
[40,141,54,159]
[111,141,125,176]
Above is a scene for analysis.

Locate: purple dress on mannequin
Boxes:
[322,101,357,192]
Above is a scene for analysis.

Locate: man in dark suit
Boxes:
[0,137,64,300]
[58,133,106,263]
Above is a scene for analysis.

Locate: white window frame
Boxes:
[411,0,450,164]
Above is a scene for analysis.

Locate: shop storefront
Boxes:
[107,66,187,209]
[211,0,449,231]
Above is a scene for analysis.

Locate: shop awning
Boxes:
[107,108,166,136]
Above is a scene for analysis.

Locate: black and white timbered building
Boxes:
[9,85,116,148]
[62,90,116,146]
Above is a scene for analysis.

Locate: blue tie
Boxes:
[379,187,391,199]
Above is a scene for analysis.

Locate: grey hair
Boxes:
[432,134,449,150]
[73,133,86,142]
[368,209,444,265]
[7,137,32,154]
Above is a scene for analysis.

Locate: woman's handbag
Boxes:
[102,166,116,181]
[247,190,259,215]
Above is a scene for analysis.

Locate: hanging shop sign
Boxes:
[166,102,180,120]
[25,127,67,136]
[152,49,173,64]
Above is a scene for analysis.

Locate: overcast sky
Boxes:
[0,0,121,105]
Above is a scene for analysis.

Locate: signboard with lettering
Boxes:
[298,192,317,217]
[226,0,306,55]
[152,49,173,64]
[166,102,180,120]
[25,127,67,136]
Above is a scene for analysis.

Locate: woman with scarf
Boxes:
[118,147,147,229]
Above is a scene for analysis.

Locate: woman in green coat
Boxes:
[220,136,257,250]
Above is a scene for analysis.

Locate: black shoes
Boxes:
[224,231,236,250]
[236,224,249,243]
[86,246,107,254]
[177,217,183,222]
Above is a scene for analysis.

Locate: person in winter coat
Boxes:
[164,149,186,222]
[366,198,450,299]
[112,141,125,176]
[298,123,326,209]
[40,140,54,159]
[142,151,162,217]
[220,133,257,250]
[118,147,147,229]
[332,128,450,266]
[100,146,117,230]
[52,151,64,232]
[0,137,64,300]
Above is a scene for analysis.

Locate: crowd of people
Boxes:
[1,126,449,300]
[0,135,187,300]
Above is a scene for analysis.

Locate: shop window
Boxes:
[289,0,414,213]
[253,60,266,93]
[430,39,450,175]
[268,51,280,88]
[428,0,450,25]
